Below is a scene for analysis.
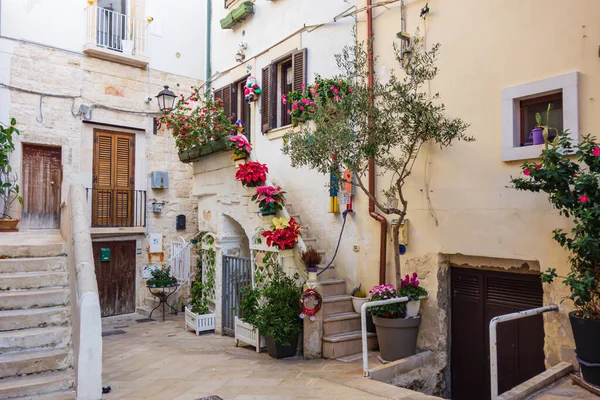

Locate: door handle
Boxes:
[50,181,55,186]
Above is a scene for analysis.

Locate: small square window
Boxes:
[519,92,563,147]
[501,72,578,162]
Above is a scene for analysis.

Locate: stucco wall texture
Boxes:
[202,0,600,377]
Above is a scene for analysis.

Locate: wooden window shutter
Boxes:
[214,85,234,121]
[292,48,307,92]
[94,131,113,189]
[230,83,238,121]
[261,65,271,133]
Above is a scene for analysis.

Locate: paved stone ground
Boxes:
[529,376,600,399]
[101,313,436,400]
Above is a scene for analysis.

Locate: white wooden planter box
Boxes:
[185,306,216,335]
[234,316,264,353]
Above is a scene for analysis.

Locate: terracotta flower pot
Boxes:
[0,218,19,231]
[373,315,421,362]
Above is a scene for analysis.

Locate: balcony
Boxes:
[86,188,146,236]
[83,6,149,68]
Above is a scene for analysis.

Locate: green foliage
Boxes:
[510,132,600,319]
[189,234,216,315]
[238,285,261,327]
[146,266,177,288]
[282,30,471,281]
[251,261,302,346]
[0,119,22,219]
[535,103,559,148]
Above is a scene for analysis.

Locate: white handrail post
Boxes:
[489,304,558,400]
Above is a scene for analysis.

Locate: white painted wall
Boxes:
[1,0,206,78]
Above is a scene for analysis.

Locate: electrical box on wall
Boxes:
[151,171,169,189]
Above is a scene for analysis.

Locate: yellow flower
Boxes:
[272,217,290,230]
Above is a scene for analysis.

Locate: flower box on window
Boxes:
[178,137,231,163]
[220,1,254,29]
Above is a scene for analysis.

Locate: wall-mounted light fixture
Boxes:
[156,85,176,113]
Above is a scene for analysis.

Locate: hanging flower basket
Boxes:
[220,1,254,29]
[178,149,191,163]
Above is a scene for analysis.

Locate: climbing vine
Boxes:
[189,233,216,315]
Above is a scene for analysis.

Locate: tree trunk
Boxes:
[393,221,401,288]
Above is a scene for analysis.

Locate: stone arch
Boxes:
[220,214,250,258]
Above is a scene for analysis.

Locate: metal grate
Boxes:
[222,256,252,336]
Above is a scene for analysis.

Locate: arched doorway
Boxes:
[221,215,251,336]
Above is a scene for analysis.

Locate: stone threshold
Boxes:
[497,361,574,400]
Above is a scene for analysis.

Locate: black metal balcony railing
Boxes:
[86,188,146,228]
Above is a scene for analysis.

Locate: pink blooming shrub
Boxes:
[251,186,286,215]
[229,134,252,159]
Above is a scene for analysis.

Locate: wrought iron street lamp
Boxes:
[156,85,176,113]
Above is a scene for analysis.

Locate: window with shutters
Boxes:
[214,79,252,142]
[92,130,135,227]
[261,49,306,134]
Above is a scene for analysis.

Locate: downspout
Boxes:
[366,0,387,285]
[205,0,212,96]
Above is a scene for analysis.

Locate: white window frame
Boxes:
[501,72,579,162]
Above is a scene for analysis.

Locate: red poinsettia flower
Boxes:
[235,161,268,187]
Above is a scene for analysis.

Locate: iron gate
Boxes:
[222,255,252,336]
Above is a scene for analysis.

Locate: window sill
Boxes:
[267,124,294,140]
[502,144,546,162]
[83,43,149,68]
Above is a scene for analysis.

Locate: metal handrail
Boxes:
[489,304,559,399]
[360,296,428,377]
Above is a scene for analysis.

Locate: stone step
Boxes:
[322,294,354,315]
[0,272,69,291]
[323,312,361,335]
[0,347,73,379]
[0,257,67,274]
[0,306,71,332]
[323,330,378,359]
[0,288,69,311]
[0,326,71,353]
[0,232,66,259]
[14,389,76,400]
[316,264,335,280]
[0,369,74,399]
[320,279,347,297]
[302,237,317,247]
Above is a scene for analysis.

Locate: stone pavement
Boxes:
[101,313,437,400]
[529,376,600,399]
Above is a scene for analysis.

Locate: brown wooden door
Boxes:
[21,145,62,229]
[92,131,135,227]
[93,241,136,317]
[451,268,545,399]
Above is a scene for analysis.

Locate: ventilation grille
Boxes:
[453,273,480,300]
[486,275,543,309]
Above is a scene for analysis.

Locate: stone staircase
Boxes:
[283,204,378,359]
[0,232,75,399]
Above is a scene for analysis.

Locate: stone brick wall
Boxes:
[4,39,199,310]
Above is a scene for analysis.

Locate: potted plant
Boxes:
[122,26,134,55]
[229,134,252,161]
[261,217,301,250]
[251,186,285,216]
[0,119,22,231]
[350,284,368,314]
[369,284,421,362]
[146,266,178,288]
[399,273,428,318]
[530,103,559,146]
[234,285,264,352]
[252,263,302,359]
[235,161,268,187]
[301,246,322,273]
[511,132,600,386]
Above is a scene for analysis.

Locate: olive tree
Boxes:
[282,33,472,284]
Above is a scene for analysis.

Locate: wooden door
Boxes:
[451,268,545,399]
[21,145,62,229]
[92,131,135,227]
[93,241,136,317]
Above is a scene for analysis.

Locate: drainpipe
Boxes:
[205,0,212,96]
[366,0,387,285]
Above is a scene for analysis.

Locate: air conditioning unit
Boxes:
[151,171,168,189]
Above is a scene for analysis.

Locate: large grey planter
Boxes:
[373,315,421,362]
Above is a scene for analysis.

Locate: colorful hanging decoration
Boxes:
[299,288,322,321]
[340,168,355,212]
[329,171,339,213]
[235,119,245,134]
[244,76,261,103]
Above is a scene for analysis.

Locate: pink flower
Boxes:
[281,94,287,105]
[287,110,291,115]
[333,95,341,102]
[300,106,304,111]
[347,87,353,93]
[535,164,542,170]
[292,101,298,111]
[333,88,339,95]
[593,147,600,157]
[579,195,590,204]
[301,83,305,89]
[330,85,335,91]
[523,169,531,176]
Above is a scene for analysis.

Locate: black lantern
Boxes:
[156,85,176,113]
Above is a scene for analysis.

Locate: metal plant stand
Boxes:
[147,285,179,321]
